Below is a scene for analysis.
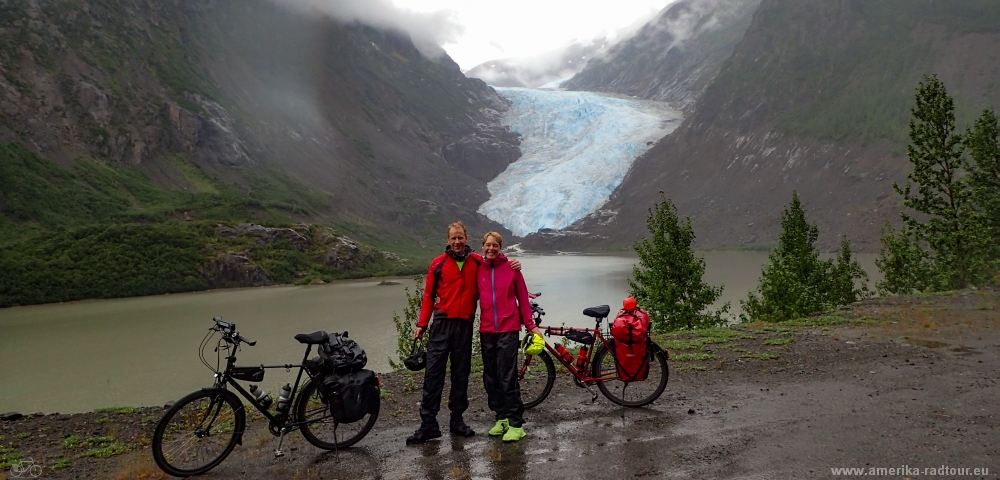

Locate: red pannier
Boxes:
[611,306,651,382]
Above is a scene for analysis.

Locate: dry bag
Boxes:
[611,307,651,382]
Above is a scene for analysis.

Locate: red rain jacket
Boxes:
[418,251,482,328]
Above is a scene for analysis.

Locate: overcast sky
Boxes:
[392,0,674,70]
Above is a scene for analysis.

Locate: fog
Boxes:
[464,9,662,89]
[267,0,462,58]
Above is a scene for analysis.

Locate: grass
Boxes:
[741,353,781,360]
[79,443,132,459]
[777,316,876,327]
[0,443,22,470]
[672,353,718,362]
[49,458,71,470]
[676,365,709,371]
[763,337,795,346]
[94,407,137,414]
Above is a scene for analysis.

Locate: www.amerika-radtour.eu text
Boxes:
[830,466,989,476]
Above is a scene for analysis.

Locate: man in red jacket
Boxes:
[406,222,520,444]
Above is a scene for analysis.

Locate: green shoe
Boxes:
[502,426,526,442]
[488,419,509,436]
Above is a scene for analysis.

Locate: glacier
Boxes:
[478,88,683,237]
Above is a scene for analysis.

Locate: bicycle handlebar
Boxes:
[213,317,255,346]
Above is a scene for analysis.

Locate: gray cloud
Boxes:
[267,0,463,58]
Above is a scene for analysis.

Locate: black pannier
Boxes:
[231,366,264,382]
[319,331,368,374]
[321,369,378,423]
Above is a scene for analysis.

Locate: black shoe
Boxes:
[406,428,442,445]
[449,422,475,437]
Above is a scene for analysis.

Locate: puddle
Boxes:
[906,338,949,348]
[949,346,980,356]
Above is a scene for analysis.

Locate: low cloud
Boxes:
[268,0,463,58]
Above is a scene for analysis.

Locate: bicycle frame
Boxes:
[534,323,618,384]
[215,340,325,436]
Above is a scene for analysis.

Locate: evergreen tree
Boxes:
[742,192,869,322]
[875,224,935,294]
[629,193,728,332]
[828,238,871,306]
[877,75,993,293]
[965,109,1000,270]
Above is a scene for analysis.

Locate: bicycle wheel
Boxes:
[152,388,245,477]
[296,379,379,450]
[592,341,669,407]
[518,350,555,409]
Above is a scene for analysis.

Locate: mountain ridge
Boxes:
[526,0,1000,253]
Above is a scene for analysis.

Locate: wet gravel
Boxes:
[3,288,998,479]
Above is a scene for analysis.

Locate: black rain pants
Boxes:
[419,317,473,431]
[480,331,525,427]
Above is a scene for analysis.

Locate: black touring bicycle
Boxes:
[151,318,379,477]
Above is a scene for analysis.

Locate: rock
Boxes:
[1,411,23,421]
[200,254,271,288]
[215,224,311,251]
[164,401,175,409]
[324,236,380,271]
[308,278,325,285]
[442,125,521,182]
[377,280,400,286]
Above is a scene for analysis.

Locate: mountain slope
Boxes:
[563,0,760,112]
[527,0,1000,252]
[0,0,519,248]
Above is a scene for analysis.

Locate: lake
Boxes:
[0,251,880,414]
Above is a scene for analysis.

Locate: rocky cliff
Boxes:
[527,0,1000,252]
[0,0,520,247]
[563,0,760,113]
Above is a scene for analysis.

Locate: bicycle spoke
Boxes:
[153,390,241,476]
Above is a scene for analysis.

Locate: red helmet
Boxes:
[623,297,637,310]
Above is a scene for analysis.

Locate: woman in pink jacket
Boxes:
[478,231,543,442]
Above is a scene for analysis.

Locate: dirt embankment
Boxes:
[3,288,998,479]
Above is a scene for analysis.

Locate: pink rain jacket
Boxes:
[478,254,537,334]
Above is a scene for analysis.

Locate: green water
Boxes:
[0,251,879,414]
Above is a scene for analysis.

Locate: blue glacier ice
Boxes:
[479,88,683,236]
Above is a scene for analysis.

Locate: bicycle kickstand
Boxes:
[580,382,599,403]
[274,428,288,458]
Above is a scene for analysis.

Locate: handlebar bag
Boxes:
[611,308,651,382]
[319,332,368,374]
[321,369,378,423]
[564,330,595,345]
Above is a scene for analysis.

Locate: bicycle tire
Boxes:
[518,350,556,409]
[592,341,669,407]
[152,388,245,477]
[296,379,380,450]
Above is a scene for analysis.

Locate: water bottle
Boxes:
[554,344,573,364]
[249,384,273,409]
[575,346,589,371]
[276,383,292,413]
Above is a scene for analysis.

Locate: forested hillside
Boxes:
[0,0,518,305]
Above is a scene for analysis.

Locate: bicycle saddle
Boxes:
[294,331,330,344]
[582,305,610,318]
